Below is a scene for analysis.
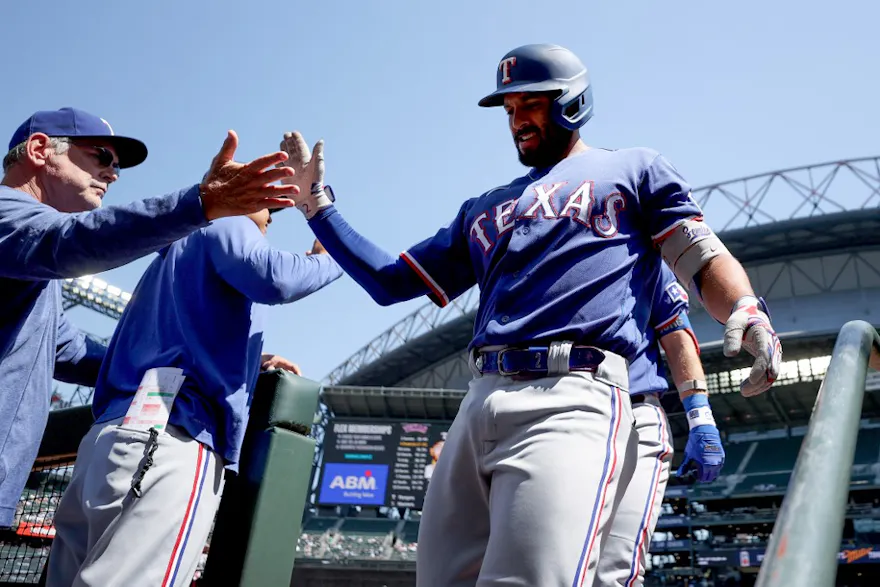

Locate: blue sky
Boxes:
[3,1,879,394]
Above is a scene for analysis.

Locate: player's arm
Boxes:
[650,271,725,483]
[658,325,725,484]
[0,186,208,280]
[307,206,434,306]
[53,307,107,387]
[643,152,782,397]
[0,133,303,281]
[278,131,476,308]
[206,217,344,305]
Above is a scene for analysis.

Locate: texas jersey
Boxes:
[628,262,691,396]
[402,147,702,362]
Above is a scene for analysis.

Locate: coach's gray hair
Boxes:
[2,136,71,174]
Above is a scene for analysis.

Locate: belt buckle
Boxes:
[496,348,518,377]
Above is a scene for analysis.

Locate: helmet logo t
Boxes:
[500,57,517,84]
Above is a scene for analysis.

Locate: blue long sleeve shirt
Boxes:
[91,216,343,471]
[0,184,209,527]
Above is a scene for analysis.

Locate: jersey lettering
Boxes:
[521,182,564,219]
[329,474,377,490]
[559,181,595,227]
[593,193,627,238]
[495,199,517,235]
[469,211,493,252]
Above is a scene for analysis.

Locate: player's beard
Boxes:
[516,123,575,169]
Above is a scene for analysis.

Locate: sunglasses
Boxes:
[77,144,121,176]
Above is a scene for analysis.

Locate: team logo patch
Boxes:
[665,281,688,304]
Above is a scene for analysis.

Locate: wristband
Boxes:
[683,393,716,430]
[677,379,707,394]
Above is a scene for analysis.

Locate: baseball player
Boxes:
[44,208,342,587]
[280,43,781,586]
[600,261,724,586]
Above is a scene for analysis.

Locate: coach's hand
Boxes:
[261,353,302,375]
[199,130,299,220]
[677,425,725,484]
[279,131,333,219]
[723,296,782,397]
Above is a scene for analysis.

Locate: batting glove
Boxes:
[677,394,725,483]
[723,295,782,397]
[278,131,333,219]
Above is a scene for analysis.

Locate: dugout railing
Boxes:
[0,369,321,587]
[756,320,880,586]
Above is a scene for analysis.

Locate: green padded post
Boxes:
[202,370,321,587]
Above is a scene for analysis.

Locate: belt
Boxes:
[630,392,662,406]
[475,345,606,378]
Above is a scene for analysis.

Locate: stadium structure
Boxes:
[5,156,880,587]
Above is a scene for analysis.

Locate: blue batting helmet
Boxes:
[478,44,593,131]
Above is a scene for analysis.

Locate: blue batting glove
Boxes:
[677,394,725,483]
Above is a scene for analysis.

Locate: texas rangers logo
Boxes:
[665,281,688,304]
[500,57,517,84]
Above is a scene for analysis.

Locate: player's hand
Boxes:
[677,425,725,484]
[306,239,328,256]
[260,353,302,375]
[279,131,333,219]
[199,130,298,220]
[722,296,782,397]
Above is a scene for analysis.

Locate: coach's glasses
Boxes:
[77,144,122,176]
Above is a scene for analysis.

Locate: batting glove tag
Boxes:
[723,295,783,397]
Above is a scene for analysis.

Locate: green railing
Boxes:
[756,320,880,586]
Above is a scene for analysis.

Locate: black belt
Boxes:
[475,345,606,378]
[630,393,661,405]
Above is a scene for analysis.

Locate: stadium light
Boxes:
[61,275,132,320]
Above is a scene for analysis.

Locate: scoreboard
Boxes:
[317,419,450,510]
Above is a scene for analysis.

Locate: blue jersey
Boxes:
[401,147,702,362]
[628,263,690,396]
[92,217,342,470]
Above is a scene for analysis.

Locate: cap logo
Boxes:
[500,57,517,84]
[100,118,115,136]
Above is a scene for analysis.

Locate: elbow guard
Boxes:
[658,218,730,292]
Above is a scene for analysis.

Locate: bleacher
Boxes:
[745,436,804,474]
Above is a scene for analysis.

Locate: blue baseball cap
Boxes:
[8,107,148,169]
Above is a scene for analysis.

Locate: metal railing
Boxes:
[756,320,880,586]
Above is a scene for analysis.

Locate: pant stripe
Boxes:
[573,386,623,587]
[162,443,207,587]
[624,405,671,587]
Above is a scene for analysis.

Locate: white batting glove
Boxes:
[723,295,783,397]
[278,131,333,219]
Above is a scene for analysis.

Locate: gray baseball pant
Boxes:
[45,417,225,587]
[416,353,637,587]
[594,393,674,586]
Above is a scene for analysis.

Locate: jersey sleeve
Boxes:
[401,201,477,308]
[637,153,705,243]
[651,263,690,335]
[0,185,207,281]
[206,217,343,305]
[53,305,107,386]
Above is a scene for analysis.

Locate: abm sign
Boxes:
[320,463,389,505]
